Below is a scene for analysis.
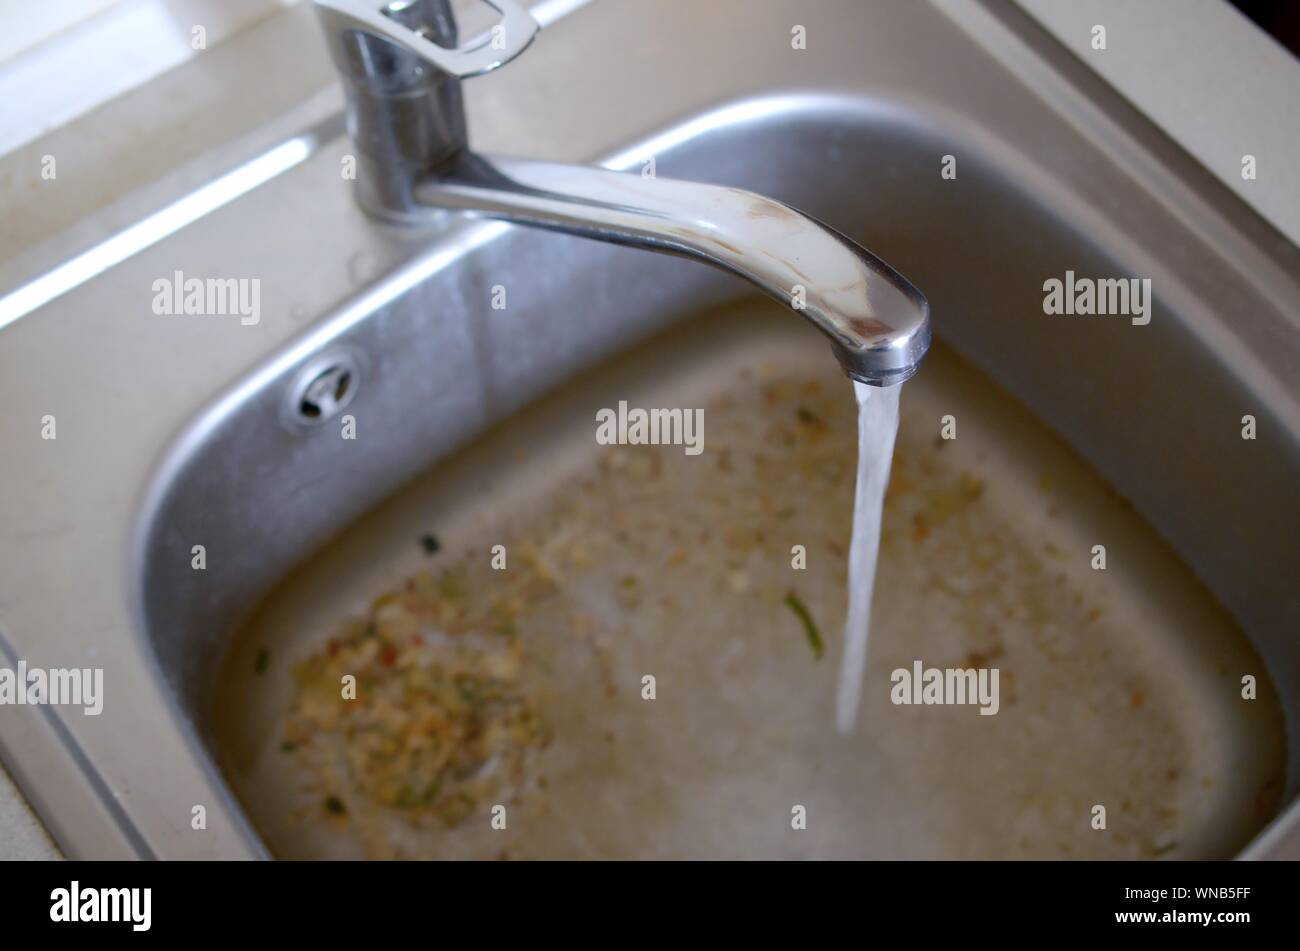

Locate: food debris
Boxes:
[795,406,826,433]
[783,591,824,659]
[283,559,555,847]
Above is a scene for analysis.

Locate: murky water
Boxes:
[836,381,901,733]
[215,311,1286,860]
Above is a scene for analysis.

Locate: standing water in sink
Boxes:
[836,380,901,733]
[215,312,1285,859]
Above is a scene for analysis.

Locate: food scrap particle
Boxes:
[796,406,822,427]
[438,569,466,599]
[324,795,347,815]
[911,512,930,542]
[254,649,270,675]
[1130,691,1145,709]
[783,591,824,660]
[964,645,1004,668]
[421,534,441,555]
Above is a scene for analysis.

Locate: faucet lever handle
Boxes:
[315,0,539,79]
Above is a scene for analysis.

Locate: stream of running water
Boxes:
[835,379,901,734]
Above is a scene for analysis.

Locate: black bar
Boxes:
[3,859,1292,939]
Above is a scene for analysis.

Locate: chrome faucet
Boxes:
[313,0,930,384]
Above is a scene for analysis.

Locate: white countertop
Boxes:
[1017,0,1300,247]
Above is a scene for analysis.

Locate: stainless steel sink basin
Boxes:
[2,0,1297,859]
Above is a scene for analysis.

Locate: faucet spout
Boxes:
[417,153,930,385]
[313,0,930,384]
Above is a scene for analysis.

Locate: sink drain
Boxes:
[285,351,361,427]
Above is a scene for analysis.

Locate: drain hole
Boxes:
[299,367,352,419]
[300,367,350,419]
[333,369,352,402]
[288,354,360,427]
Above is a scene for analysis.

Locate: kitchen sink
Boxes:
[1,0,1297,859]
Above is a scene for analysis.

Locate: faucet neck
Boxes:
[313,0,537,220]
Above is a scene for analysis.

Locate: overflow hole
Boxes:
[288,354,360,427]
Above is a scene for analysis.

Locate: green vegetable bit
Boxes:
[783,591,824,659]
[421,534,442,555]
